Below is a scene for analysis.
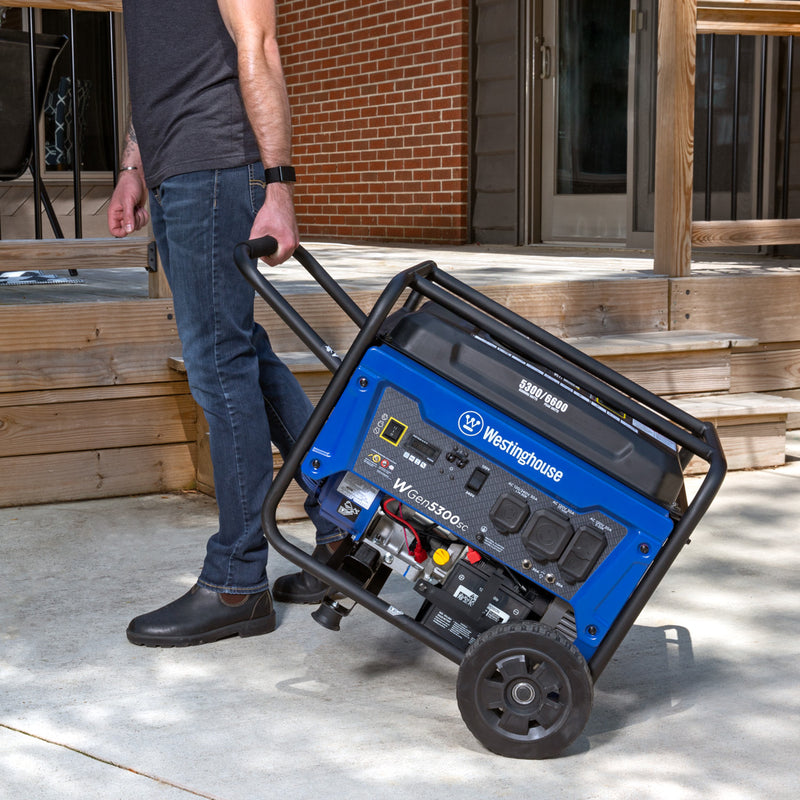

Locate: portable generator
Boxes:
[235,238,726,759]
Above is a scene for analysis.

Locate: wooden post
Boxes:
[654,0,697,277]
[148,245,172,299]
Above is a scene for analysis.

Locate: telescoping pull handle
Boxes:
[239,236,367,327]
[234,237,367,374]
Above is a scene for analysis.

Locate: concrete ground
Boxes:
[1,434,799,800]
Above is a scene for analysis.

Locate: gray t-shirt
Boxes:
[122,0,261,188]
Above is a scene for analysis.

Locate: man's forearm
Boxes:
[217,0,293,169]
[121,119,145,172]
[237,40,293,168]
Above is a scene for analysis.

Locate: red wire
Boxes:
[382,500,427,563]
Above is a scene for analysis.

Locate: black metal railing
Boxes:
[3,6,120,240]
[696,33,797,225]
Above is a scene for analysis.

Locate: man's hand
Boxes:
[250,182,299,266]
[108,122,149,238]
[108,169,150,238]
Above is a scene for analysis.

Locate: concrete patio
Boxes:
[1,432,798,800]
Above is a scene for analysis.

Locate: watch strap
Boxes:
[264,165,297,184]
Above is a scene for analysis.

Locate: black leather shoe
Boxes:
[273,543,339,604]
[126,584,276,647]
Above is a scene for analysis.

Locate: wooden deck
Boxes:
[4,238,800,302]
[2,241,800,514]
[0,175,114,242]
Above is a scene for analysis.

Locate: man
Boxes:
[110,0,341,647]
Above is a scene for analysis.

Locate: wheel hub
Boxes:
[509,680,537,706]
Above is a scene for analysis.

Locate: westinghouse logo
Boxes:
[458,411,484,437]
[482,424,564,483]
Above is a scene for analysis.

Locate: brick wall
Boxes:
[279,1,470,245]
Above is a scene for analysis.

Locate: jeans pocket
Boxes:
[247,163,266,216]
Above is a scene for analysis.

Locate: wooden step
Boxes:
[173,336,793,498]
[731,348,800,427]
[0,237,152,271]
[774,389,800,430]
[565,330,758,396]
[565,329,757,356]
[0,300,195,509]
[253,331,755,399]
[0,237,170,298]
[0,380,198,508]
[671,392,800,472]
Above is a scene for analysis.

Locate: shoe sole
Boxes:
[126,611,277,648]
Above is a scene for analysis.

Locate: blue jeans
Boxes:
[149,163,341,593]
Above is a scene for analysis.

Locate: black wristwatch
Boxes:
[264,166,296,184]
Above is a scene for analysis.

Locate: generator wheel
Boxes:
[456,620,593,759]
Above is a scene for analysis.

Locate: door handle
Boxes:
[540,43,553,80]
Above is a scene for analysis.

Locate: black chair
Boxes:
[0,29,68,240]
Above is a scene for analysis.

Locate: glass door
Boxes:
[540,0,631,242]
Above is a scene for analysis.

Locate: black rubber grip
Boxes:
[243,235,279,260]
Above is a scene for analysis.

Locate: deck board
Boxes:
[1,241,799,510]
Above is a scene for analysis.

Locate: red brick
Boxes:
[279,1,469,245]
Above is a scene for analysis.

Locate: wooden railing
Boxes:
[13,1,121,10]
[697,1,800,35]
[655,0,800,276]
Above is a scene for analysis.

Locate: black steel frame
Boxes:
[235,237,727,680]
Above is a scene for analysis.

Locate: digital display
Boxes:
[408,435,441,464]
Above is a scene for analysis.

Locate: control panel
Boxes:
[352,386,628,600]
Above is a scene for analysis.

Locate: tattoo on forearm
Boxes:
[121,119,140,166]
